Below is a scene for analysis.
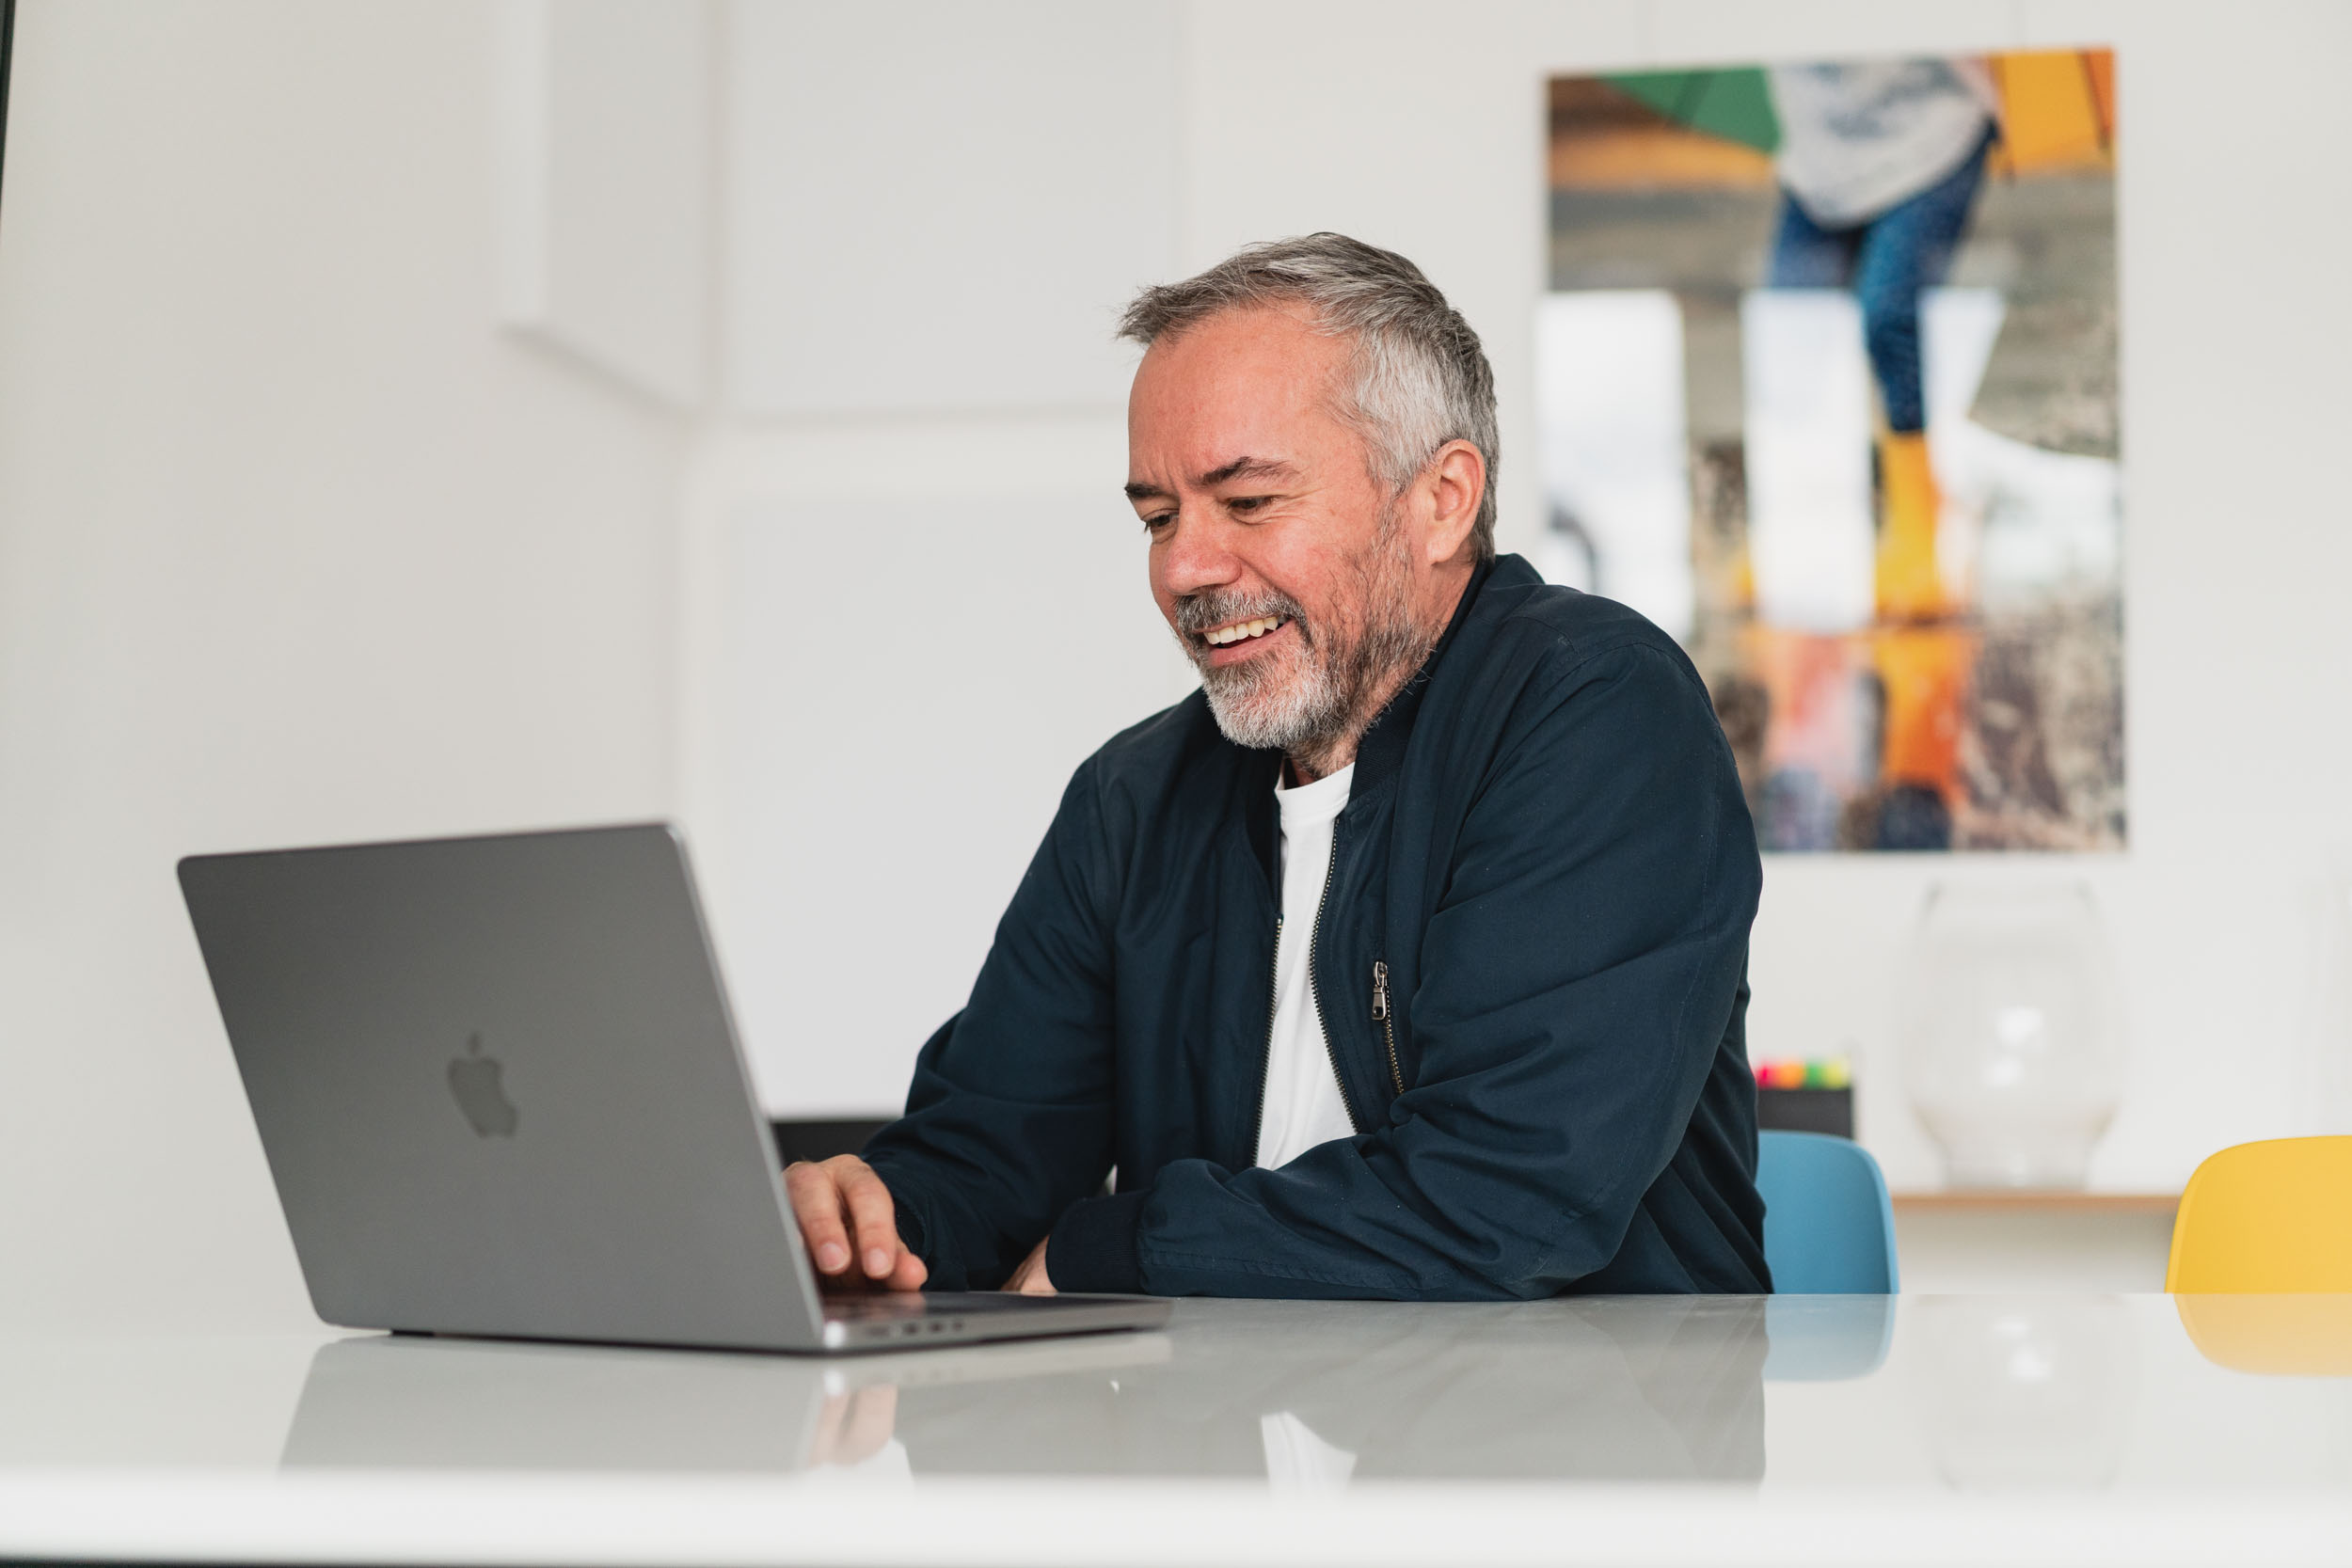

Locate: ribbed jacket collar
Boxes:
[1348,553,1506,797]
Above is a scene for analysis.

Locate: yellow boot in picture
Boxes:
[1876,431,1947,622]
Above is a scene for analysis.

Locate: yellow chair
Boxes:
[2166,1136,2352,1292]
[2169,1138,2352,1375]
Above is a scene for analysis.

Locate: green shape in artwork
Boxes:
[1603,68,1781,154]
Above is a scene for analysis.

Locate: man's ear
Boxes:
[1423,439,1486,565]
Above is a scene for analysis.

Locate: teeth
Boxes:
[1204,615,1285,647]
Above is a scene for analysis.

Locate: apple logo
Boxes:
[447,1032,519,1138]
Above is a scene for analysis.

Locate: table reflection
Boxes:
[280,1329,1170,1475]
[2172,1294,2352,1377]
[890,1297,1769,1482]
[1910,1296,2137,1488]
[283,1295,1835,1483]
[1761,1293,1895,1381]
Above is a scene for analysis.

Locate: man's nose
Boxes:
[1155,509,1244,599]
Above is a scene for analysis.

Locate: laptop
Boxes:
[178,823,1169,1354]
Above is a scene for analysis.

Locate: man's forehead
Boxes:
[1125,308,1357,497]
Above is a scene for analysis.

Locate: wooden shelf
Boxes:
[1891,1191,2178,1215]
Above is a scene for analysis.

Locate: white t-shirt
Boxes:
[1254,763,1360,1169]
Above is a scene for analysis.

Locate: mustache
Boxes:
[1171,589,1311,645]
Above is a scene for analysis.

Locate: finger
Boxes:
[886,1245,928,1292]
[787,1165,853,1275]
[836,1163,903,1279]
[784,1162,853,1275]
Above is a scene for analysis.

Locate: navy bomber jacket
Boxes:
[862,554,1770,1298]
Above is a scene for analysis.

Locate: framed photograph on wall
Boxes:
[1539,51,2122,853]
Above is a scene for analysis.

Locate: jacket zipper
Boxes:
[1305,834,1366,1134]
[1372,959,1405,1097]
[1246,915,1282,1164]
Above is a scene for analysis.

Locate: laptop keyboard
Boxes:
[822,1291,1097,1321]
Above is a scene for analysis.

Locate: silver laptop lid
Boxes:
[180,824,829,1352]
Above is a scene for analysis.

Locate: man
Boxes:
[786,234,1767,1299]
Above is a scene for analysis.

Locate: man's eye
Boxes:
[1143,512,1177,532]
[1228,496,1270,515]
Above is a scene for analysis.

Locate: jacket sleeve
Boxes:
[1048,639,1762,1299]
[859,757,1121,1291]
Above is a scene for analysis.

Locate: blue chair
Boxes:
[1756,1130,1899,1294]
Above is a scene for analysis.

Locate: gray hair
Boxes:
[1116,233,1499,564]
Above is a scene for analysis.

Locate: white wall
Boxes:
[692,0,2352,1200]
[722,1,1177,416]
[501,0,712,404]
[687,2,1189,1110]
[0,2,690,1330]
[685,424,1185,1115]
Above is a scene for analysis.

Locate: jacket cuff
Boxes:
[860,1155,959,1289]
[1046,1190,1149,1293]
[891,1193,929,1262]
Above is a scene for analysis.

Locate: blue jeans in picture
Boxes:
[1766,130,1994,435]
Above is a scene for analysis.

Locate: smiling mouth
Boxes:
[1200,614,1291,648]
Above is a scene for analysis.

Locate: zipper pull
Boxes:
[1371,960,1390,1021]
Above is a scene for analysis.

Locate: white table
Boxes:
[3,1294,2347,1566]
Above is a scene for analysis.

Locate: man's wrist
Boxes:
[1044,1189,1149,1293]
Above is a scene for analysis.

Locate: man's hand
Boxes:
[1003,1236,1056,1295]
[784,1155,928,1291]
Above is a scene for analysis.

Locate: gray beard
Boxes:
[1173,515,1431,772]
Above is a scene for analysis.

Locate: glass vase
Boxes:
[1901,881,2122,1189]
